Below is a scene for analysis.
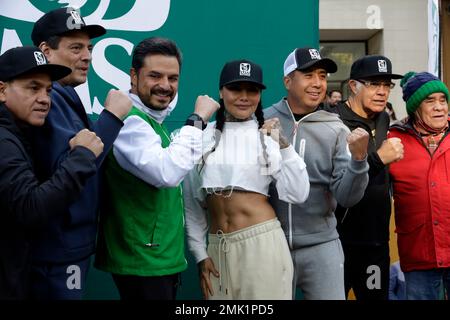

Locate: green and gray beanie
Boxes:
[400,71,449,115]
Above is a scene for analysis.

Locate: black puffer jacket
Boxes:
[324,102,391,245]
[0,103,97,299]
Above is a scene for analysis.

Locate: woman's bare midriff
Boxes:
[206,190,276,234]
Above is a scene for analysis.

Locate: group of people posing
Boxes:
[1,7,449,301]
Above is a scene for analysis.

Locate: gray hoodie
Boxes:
[265,98,369,249]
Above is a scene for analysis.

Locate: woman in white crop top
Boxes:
[183,59,310,300]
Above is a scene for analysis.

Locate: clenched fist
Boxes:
[69,129,104,158]
[377,137,404,165]
[104,89,132,120]
[193,95,220,122]
[261,118,289,149]
[347,127,369,161]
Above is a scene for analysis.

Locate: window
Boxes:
[320,41,367,96]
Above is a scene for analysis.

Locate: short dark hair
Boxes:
[328,89,342,97]
[45,35,62,49]
[131,37,182,72]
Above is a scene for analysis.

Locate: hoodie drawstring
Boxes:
[216,230,230,295]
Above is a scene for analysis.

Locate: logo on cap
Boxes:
[66,8,85,30]
[239,63,251,77]
[70,10,83,25]
[378,60,387,72]
[34,51,47,65]
[309,49,321,60]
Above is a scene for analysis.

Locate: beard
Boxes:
[139,87,174,111]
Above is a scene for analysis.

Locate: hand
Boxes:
[198,257,219,300]
[104,89,132,120]
[193,95,220,122]
[260,118,289,149]
[347,127,369,161]
[377,137,404,165]
[69,129,104,158]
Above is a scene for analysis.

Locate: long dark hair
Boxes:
[199,98,270,172]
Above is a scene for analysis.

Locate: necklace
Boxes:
[224,111,252,122]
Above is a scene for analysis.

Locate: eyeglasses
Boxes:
[356,80,395,90]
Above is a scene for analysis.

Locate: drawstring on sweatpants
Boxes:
[216,230,230,295]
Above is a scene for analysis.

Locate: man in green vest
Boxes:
[95,37,219,300]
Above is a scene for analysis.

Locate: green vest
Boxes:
[95,107,187,276]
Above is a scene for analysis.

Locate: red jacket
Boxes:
[389,123,450,272]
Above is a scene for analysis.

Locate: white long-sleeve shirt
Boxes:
[113,97,203,188]
[183,120,310,263]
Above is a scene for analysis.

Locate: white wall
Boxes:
[320,0,428,119]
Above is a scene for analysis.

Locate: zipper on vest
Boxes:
[145,243,160,248]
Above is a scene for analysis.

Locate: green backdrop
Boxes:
[0,0,318,299]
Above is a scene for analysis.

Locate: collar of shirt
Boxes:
[128,92,176,124]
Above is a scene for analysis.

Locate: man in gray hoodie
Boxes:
[265,47,370,300]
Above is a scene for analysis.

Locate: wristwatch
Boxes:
[185,113,207,130]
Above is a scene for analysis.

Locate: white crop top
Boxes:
[202,120,282,195]
[183,119,310,263]
[195,119,309,201]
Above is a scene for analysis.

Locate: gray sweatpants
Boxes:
[207,219,293,300]
[292,239,346,300]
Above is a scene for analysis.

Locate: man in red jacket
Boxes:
[389,71,450,300]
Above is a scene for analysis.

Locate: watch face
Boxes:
[186,113,206,129]
[190,114,202,121]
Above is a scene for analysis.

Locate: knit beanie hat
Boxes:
[400,71,449,115]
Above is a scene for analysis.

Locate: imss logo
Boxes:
[33,51,46,65]
[239,63,251,77]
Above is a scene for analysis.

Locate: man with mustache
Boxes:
[265,47,370,299]
[29,7,132,299]
[327,55,404,300]
[327,90,342,107]
[94,37,219,300]
[0,46,103,299]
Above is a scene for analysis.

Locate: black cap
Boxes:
[350,55,403,80]
[31,7,106,46]
[219,59,266,89]
[0,46,72,82]
[284,47,337,76]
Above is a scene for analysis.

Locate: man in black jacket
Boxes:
[325,55,404,300]
[0,46,104,299]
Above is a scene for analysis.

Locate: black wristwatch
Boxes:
[185,113,207,130]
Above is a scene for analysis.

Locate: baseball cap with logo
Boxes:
[0,46,71,82]
[283,47,338,76]
[350,55,403,80]
[219,59,266,89]
[31,7,106,46]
